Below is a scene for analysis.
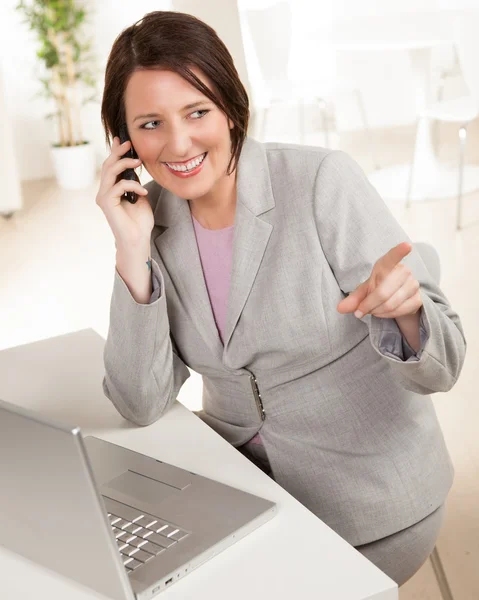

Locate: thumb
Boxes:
[337,281,369,314]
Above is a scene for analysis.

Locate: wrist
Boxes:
[115,238,151,260]
[395,310,422,353]
[115,246,153,305]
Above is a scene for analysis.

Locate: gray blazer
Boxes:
[103,136,466,547]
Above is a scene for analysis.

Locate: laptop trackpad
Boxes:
[106,470,178,505]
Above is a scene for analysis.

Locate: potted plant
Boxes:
[15,0,101,190]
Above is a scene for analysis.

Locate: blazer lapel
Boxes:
[152,136,275,363]
[222,138,275,350]
[153,191,224,360]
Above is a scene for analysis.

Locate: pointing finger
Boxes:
[375,242,412,275]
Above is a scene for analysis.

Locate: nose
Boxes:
[165,120,193,160]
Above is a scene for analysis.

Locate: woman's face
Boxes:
[124,67,234,201]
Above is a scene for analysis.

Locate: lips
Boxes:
[163,152,208,179]
[164,152,207,170]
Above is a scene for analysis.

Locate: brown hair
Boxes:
[101,11,250,175]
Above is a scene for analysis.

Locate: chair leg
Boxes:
[456,124,467,231]
[354,88,380,171]
[433,75,445,156]
[259,107,269,142]
[251,108,266,141]
[406,118,421,209]
[318,98,330,147]
[299,97,306,145]
[430,546,454,600]
[250,109,261,140]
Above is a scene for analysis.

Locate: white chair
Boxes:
[406,12,479,230]
[240,1,379,168]
[433,43,462,154]
[430,546,454,600]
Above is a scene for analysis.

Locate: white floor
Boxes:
[1,107,478,599]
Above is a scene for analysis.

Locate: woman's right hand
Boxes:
[96,136,154,249]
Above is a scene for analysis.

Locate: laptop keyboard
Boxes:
[103,496,189,574]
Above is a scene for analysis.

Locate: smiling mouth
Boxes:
[163,152,207,173]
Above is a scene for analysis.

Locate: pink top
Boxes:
[191,213,263,445]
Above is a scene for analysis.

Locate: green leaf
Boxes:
[15,0,101,147]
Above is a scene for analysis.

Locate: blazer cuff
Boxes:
[114,257,164,307]
[369,306,429,363]
[149,258,163,304]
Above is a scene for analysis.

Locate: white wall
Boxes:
[333,0,479,17]
[1,0,58,181]
[0,0,249,182]
[172,0,251,97]
[0,0,175,181]
[0,0,473,182]
[327,0,471,130]
[0,60,22,213]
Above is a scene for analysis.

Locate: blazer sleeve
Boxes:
[313,150,466,395]
[102,257,190,426]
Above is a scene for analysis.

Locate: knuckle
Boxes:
[378,289,389,302]
[382,300,394,313]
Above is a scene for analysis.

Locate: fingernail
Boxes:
[354,310,364,319]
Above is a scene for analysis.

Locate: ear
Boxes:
[228,118,234,130]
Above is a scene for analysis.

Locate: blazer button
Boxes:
[249,374,265,421]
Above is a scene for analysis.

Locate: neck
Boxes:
[188,169,237,230]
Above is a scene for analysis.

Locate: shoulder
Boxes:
[264,141,331,173]
[262,141,361,183]
[254,141,364,203]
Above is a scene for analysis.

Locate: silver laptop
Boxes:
[0,398,277,599]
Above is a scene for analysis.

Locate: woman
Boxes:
[97,11,466,586]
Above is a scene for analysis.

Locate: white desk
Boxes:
[324,11,479,202]
[0,329,397,600]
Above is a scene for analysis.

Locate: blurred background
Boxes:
[0,1,478,597]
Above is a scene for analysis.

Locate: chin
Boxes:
[172,180,214,201]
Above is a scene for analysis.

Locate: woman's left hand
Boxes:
[336,242,423,319]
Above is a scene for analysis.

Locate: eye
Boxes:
[190,109,210,119]
[141,121,161,130]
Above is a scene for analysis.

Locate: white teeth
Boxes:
[166,153,206,172]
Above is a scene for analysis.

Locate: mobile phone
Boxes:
[118,123,139,204]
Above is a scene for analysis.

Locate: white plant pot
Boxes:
[50,141,96,190]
